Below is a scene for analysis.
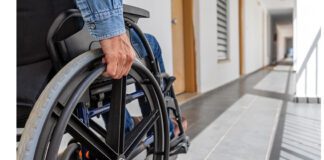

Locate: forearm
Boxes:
[75,0,126,40]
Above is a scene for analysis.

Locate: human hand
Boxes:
[100,33,136,79]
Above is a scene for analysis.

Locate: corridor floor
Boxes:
[177,65,321,160]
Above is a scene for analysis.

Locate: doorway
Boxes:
[171,0,197,95]
[270,13,293,64]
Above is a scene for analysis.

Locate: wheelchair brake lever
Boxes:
[163,76,176,94]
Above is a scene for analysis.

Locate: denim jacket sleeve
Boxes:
[75,0,125,40]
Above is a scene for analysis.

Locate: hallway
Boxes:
[177,63,321,160]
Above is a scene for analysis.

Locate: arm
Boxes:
[75,0,135,79]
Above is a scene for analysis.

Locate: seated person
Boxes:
[75,0,187,137]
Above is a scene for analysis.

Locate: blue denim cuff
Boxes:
[75,0,125,40]
[86,12,126,40]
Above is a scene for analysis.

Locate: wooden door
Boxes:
[239,0,245,75]
[172,0,186,94]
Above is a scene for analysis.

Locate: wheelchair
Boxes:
[17,4,189,160]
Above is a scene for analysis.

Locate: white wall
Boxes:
[243,0,265,74]
[194,0,240,93]
[294,0,323,97]
[276,23,293,61]
[124,0,173,74]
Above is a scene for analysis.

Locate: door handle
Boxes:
[172,18,178,25]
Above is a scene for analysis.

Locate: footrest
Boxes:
[169,135,190,156]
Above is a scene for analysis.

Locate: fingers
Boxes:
[117,50,135,79]
[105,56,118,78]
[115,54,127,79]
[124,49,135,76]
[102,53,129,79]
[102,58,108,77]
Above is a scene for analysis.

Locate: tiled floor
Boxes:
[178,94,283,160]
[177,92,200,106]
[177,65,321,160]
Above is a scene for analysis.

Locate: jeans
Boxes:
[103,29,174,137]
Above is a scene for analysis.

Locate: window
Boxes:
[217,0,229,60]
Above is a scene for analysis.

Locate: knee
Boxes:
[144,33,162,57]
[144,33,158,44]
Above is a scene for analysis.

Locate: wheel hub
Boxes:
[118,155,125,160]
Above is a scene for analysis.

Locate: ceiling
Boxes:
[259,0,295,14]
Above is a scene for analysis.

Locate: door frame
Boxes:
[239,0,245,76]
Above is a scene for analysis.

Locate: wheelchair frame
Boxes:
[18,5,189,160]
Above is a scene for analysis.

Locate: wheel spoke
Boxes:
[106,77,127,154]
[66,114,117,160]
[124,109,159,157]
[89,119,107,138]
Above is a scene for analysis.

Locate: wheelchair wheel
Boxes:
[17,49,170,160]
